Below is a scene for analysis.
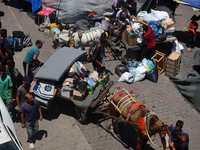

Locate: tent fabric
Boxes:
[42,0,113,23]
[27,0,42,14]
[173,0,200,9]
[34,47,86,81]
[170,76,200,112]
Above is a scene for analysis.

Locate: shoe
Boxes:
[29,143,34,149]
[19,9,23,12]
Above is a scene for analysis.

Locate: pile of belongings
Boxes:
[134,9,175,43]
[5,31,32,52]
[116,58,158,84]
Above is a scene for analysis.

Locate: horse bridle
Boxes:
[144,111,170,148]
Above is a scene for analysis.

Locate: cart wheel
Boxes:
[45,101,59,114]
[121,50,138,64]
[121,50,128,64]
[74,106,88,124]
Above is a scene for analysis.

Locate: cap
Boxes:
[35,40,44,45]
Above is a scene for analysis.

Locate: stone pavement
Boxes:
[1,1,200,150]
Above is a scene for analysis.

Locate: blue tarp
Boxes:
[26,0,42,14]
[175,0,200,9]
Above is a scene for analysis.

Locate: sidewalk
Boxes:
[0,2,92,150]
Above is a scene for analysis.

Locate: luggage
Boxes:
[13,38,23,51]
[13,68,23,88]
[12,31,25,39]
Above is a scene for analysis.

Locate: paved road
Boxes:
[1,1,200,150]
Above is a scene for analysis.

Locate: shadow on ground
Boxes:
[174,30,200,49]
[89,114,155,150]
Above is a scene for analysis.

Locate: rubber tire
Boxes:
[121,50,128,64]
[45,101,59,115]
[121,50,138,64]
[74,106,88,124]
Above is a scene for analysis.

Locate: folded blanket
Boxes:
[31,80,55,100]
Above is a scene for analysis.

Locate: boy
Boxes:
[0,65,13,117]
[187,15,198,51]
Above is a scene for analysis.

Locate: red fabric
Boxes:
[128,102,145,114]
[143,25,156,48]
[137,117,146,134]
[188,22,198,36]
[89,12,97,16]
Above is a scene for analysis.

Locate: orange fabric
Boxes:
[128,102,145,114]
[137,117,146,134]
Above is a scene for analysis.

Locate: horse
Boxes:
[108,87,171,150]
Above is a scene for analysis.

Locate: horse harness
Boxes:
[110,87,164,148]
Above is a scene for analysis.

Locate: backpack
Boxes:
[13,38,23,51]
[22,33,32,47]
[12,31,25,40]
[4,36,14,51]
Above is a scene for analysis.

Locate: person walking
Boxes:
[20,92,43,149]
[0,65,13,117]
[0,29,7,61]
[23,40,44,78]
[16,76,31,121]
[187,15,198,51]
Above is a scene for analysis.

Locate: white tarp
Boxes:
[42,0,113,23]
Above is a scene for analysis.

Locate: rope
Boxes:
[144,113,163,148]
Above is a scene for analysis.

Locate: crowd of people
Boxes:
[0,0,193,149]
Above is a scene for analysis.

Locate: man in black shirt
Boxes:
[87,33,112,73]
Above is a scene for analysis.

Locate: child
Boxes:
[187,15,198,51]
[0,65,13,118]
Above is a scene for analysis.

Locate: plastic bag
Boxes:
[128,60,139,68]
[146,67,158,83]
[150,9,169,21]
[137,11,148,20]
[143,14,153,23]
[128,67,136,78]
[118,72,134,83]
[86,77,95,89]
[134,64,147,82]
[44,16,51,27]
[149,24,159,38]
[149,20,162,28]
[74,80,88,93]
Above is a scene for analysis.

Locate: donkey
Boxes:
[108,87,171,150]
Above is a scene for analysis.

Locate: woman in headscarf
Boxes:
[126,0,137,16]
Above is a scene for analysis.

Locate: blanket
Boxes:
[31,80,55,100]
[170,76,200,111]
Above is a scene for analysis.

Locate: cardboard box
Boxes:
[122,29,137,46]
[165,51,181,77]
[73,89,87,101]
[61,90,73,98]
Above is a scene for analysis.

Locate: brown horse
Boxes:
[108,88,171,150]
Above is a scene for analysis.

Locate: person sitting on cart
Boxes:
[87,33,113,74]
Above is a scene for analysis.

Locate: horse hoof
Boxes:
[109,125,114,133]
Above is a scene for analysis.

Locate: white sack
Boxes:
[150,9,169,21]
[118,72,134,84]
[137,11,148,20]
[134,65,147,82]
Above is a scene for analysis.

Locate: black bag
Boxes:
[12,31,25,40]
[30,61,42,78]
[146,67,158,83]
[115,64,129,77]
[155,33,167,43]
[74,80,88,93]
[13,68,23,87]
